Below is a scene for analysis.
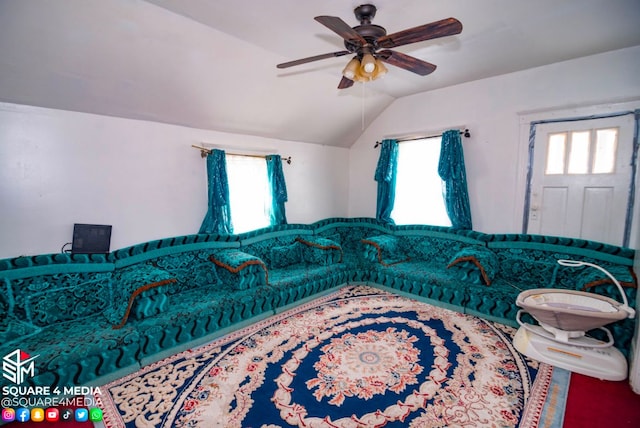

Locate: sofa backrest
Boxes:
[393,225,489,264]
[487,234,636,305]
[237,224,314,267]
[0,254,115,327]
[313,217,394,267]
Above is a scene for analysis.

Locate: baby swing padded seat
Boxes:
[516,288,629,332]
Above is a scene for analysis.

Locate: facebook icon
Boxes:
[16,408,30,422]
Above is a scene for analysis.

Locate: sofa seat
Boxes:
[0,320,140,389]
[132,283,280,360]
[371,261,469,309]
[268,263,349,306]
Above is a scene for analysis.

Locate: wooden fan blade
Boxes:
[378,50,437,76]
[377,17,462,49]
[338,76,354,89]
[315,16,367,45]
[277,50,350,69]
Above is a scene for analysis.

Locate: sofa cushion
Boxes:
[130,293,169,321]
[153,251,220,295]
[107,264,177,329]
[492,248,560,287]
[210,250,268,290]
[25,278,113,328]
[296,237,343,265]
[447,246,498,285]
[361,235,407,266]
[574,264,637,291]
[0,318,42,348]
[0,279,13,316]
[1,319,141,389]
[270,243,303,268]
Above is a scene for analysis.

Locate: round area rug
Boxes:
[102,286,539,428]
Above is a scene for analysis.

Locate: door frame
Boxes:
[516,102,640,247]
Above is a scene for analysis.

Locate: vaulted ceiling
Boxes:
[0,0,639,147]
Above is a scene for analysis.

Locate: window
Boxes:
[225,155,272,234]
[391,138,451,227]
[544,128,618,175]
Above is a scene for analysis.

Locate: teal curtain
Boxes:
[438,130,472,229]
[374,139,399,224]
[266,154,288,225]
[199,149,233,234]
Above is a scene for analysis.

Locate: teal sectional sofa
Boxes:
[1,217,637,391]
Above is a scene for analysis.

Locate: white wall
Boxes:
[348,46,640,234]
[0,103,349,258]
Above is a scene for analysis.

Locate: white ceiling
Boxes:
[0,0,639,147]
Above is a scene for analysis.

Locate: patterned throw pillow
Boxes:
[270,243,302,268]
[447,246,498,285]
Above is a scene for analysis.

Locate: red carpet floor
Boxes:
[563,373,640,427]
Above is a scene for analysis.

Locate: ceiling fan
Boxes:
[276,4,463,89]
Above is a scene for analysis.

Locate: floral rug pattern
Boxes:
[99,285,556,427]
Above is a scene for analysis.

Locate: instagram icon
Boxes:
[2,408,16,422]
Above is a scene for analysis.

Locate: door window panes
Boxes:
[545,133,566,175]
[567,131,590,174]
[544,127,618,175]
[593,128,618,174]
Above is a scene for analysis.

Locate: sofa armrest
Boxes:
[109,264,177,329]
[447,246,498,285]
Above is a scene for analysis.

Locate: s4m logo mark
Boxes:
[2,349,39,384]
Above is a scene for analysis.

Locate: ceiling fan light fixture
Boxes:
[372,59,388,79]
[342,57,360,80]
[361,53,376,73]
[354,66,373,83]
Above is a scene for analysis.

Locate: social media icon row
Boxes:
[1,407,103,422]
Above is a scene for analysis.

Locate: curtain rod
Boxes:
[191,145,292,164]
[374,128,471,148]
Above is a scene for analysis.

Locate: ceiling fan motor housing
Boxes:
[346,4,386,55]
[354,4,377,24]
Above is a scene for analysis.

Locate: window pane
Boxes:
[545,133,566,175]
[593,128,617,174]
[391,138,451,227]
[226,155,271,234]
[567,131,590,174]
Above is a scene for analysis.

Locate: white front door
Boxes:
[527,114,635,246]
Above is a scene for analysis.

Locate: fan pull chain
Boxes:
[361,81,366,130]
